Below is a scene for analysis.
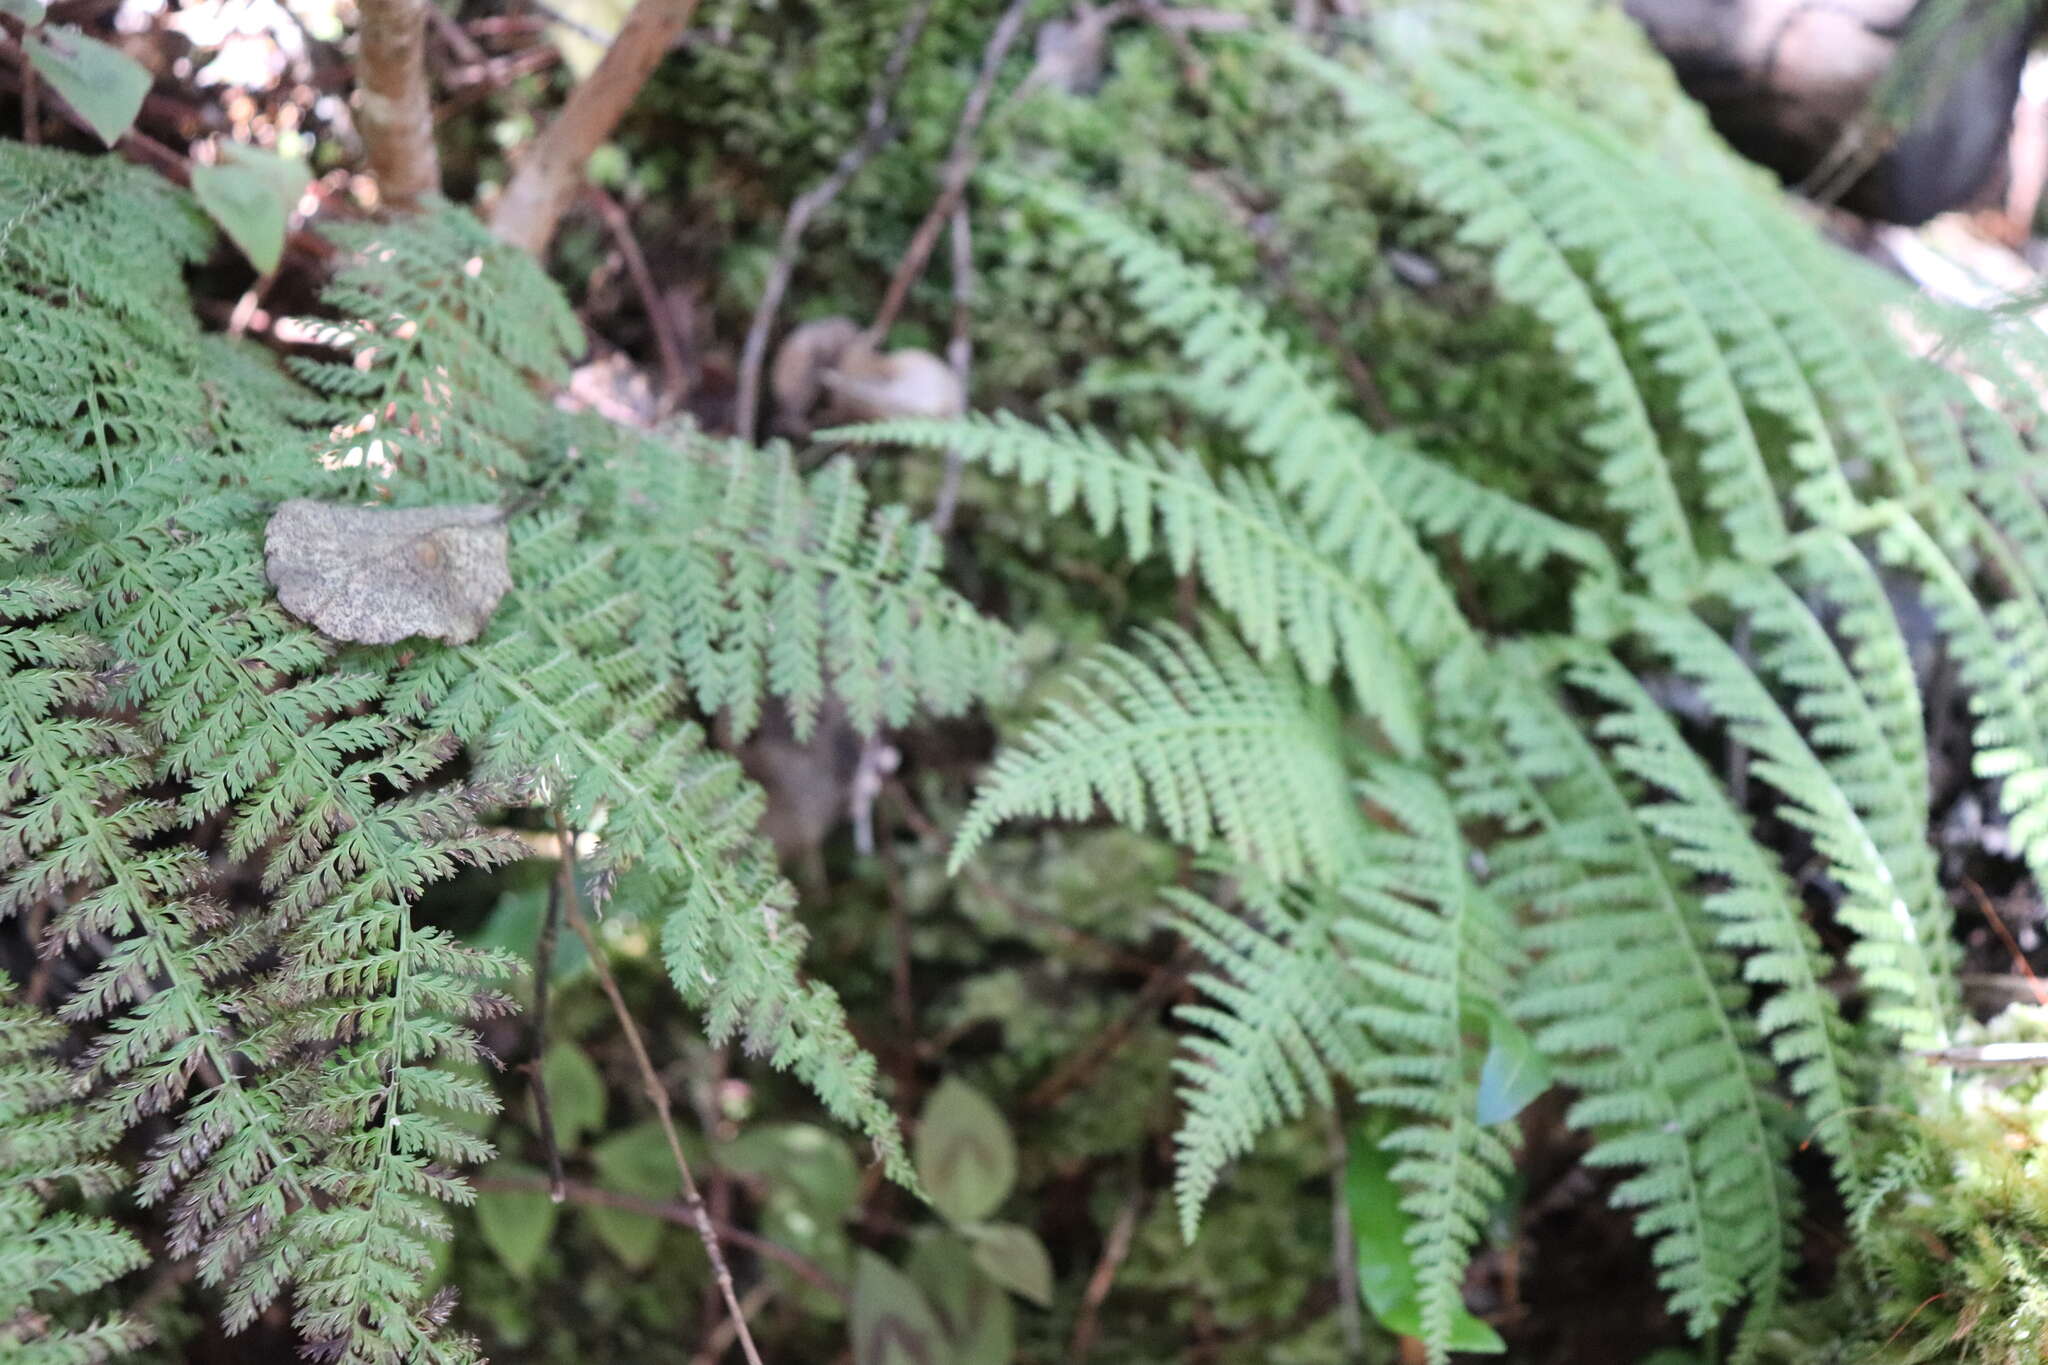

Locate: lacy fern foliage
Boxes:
[837,28,2048,1361]
[0,144,1010,1360]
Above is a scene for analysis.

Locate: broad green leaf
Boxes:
[964,1221,1054,1307]
[908,1232,1016,1365]
[191,143,309,273]
[469,873,590,982]
[853,1252,949,1365]
[1346,1119,1505,1353]
[722,1122,861,1220]
[475,1165,558,1278]
[585,1120,682,1270]
[914,1078,1016,1224]
[1474,1002,1553,1125]
[24,27,148,147]
[539,1042,606,1149]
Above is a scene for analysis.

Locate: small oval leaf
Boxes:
[1474,1003,1552,1126]
[853,1252,948,1365]
[965,1222,1054,1307]
[24,27,149,147]
[538,1042,606,1150]
[191,143,308,274]
[907,1232,1015,1365]
[476,1165,558,1279]
[914,1078,1016,1225]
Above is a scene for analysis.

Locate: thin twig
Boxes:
[930,202,974,533]
[557,821,767,1365]
[355,0,442,209]
[527,854,570,1202]
[1068,1181,1142,1363]
[1025,945,1192,1112]
[489,0,702,255]
[587,186,691,412]
[474,1173,850,1302]
[1964,877,2048,1006]
[428,2,486,65]
[864,0,1036,346]
[19,52,34,145]
[1326,1110,1363,1356]
[731,0,938,442]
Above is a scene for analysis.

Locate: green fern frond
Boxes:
[579,422,1015,741]
[1166,874,1368,1239]
[1337,765,1518,1362]
[831,410,1424,756]
[0,1001,154,1363]
[1289,46,1698,599]
[949,624,1362,884]
[1484,654,1798,1333]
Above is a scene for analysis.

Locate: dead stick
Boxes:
[1068,1182,1142,1363]
[558,823,767,1365]
[864,0,1036,346]
[474,1173,849,1302]
[731,0,937,442]
[490,0,702,255]
[356,0,442,209]
[526,852,570,1201]
[588,186,692,410]
[930,202,973,534]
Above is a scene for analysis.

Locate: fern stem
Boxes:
[556,820,764,1365]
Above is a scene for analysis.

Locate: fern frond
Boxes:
[1483,654,1798,1333]
[0,1001,154,1363]
[399,511,912,1180]
[1289,46,1699,599]
[831,410,1424,756]
[1336,765,1518,1362]
[987,170,1607,663]
[949,624,1362,883]
[1166,874,1368,1239]
[581,423,1015,741]
[287,210,581,501]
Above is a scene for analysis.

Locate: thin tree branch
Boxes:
[556,820,766,1365]
[588,186,691,412]
[526,854,569,1202]
[489,0,702,256]
[355,0,442,209]
[930,202,973,533]
[865,0,1036,345]
[1069,1181,1142,1363]
[732,0,938,442]
[474,1173,850,1302]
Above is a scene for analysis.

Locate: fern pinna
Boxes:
[0,143,1011,1360]
[834,31,2048,1361]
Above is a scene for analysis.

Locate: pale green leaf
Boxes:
[964,1222,1054,1307]
[24,27,149,147]
[914,1078,1017,1225]
[853,1252,949,1365]
[191,143,309,274]
[475,1165,558,1279]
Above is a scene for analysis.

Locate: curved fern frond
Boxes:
[581,424,1015,742]
[1485,654,1798,1333]
[1289,46,1698,599]
[1166,874,1368,1239]
[831,410,1424,756]
[0,1000,153,1364]
[1337,765,1518,1362]
[949,624,1362,883]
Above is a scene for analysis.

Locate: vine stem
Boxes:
[555,822,766,1365]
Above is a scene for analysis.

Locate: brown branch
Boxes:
[930,202,974,533]
[731,0,937,442]
[557,824,766,1365]
[1068,1181,1142,1363]
[355,0,442,209]
[474,1173,850,1302]
[489,0,701,256]
[864,0,1036,345]
[587,186,691,412]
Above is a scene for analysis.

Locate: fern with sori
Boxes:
[0,142,1011,1359]
[833,26,2048,1360]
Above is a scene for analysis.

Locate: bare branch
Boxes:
[865,0,1036,344]
[732,0,938,442]
[490,0,702,256]
[356,0,442,209]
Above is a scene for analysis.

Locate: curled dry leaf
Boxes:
[264,499,512,645]
[771,315,864,430]
[821,346,966,422]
